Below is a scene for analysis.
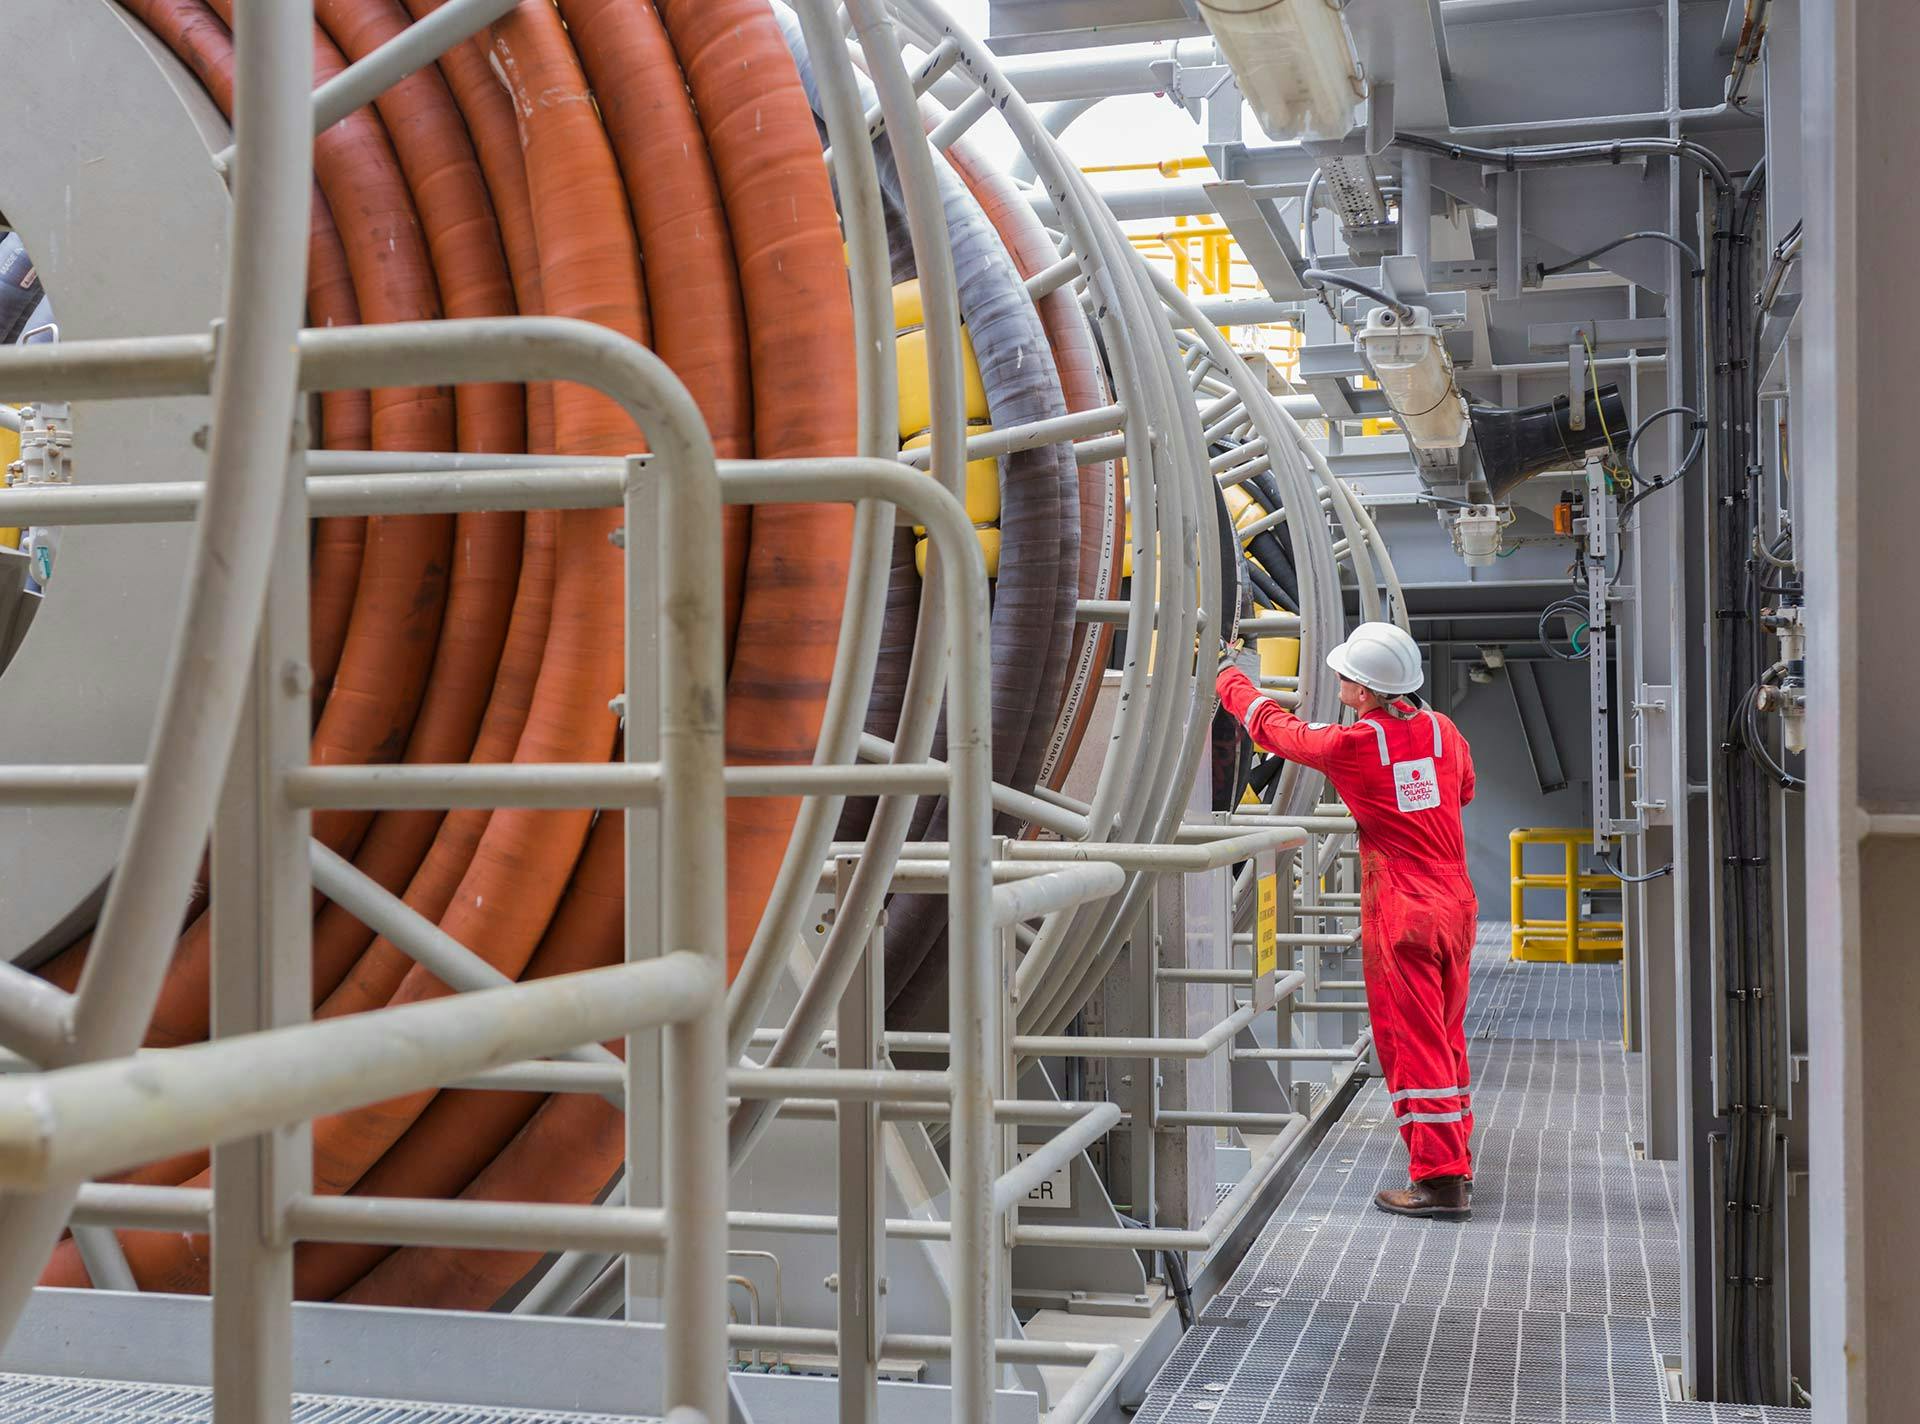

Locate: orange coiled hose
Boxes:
[46,0,900,1310]
[34,0,458,1034]
[334,0,860,1310]
[132,0,459,1053]
[657,0,857,982]
[294,0,528,1028]
[294,0,642,1204]
[66,513,557,1205]
[557,0,754,651]
[313,508,558,1019]
[295,808,623,1301]
[396,0,554,453]
[36,0,525,1240]
[42,0,646,1297]
[307,198,374,710]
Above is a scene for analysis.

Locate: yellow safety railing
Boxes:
[0,414,20,549]
[1088,161,1304,382]
[1509,828,1623,963]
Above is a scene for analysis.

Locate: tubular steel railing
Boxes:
[0,1,1399,1420]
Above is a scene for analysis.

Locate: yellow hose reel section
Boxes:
[894,280,1000,578]
[0,416,20,550]
[1237,625,1301,806]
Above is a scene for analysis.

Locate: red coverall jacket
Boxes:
[1217,665,1479,1181]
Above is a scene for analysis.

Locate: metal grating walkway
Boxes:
[0,1375,657,1423]
[1136,926,1810,1424]
[1463,939,1624,1044]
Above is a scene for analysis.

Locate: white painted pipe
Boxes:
[0,952,718,1189]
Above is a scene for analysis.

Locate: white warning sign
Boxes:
[1011,1147,1074,1208]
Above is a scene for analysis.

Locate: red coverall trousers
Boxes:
[1360,856,1477,1180]
[1215,665,1478,1181]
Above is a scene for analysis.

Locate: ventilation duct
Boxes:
[1469,386,1629,500]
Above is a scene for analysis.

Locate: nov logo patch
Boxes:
[1393,757,1441,812]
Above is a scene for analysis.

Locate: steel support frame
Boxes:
[1802,0,1917,1416]
[0,316,751,1421]
[0,3,1411,1419]
[207,409,311,1424]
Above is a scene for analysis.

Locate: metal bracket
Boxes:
[1203,180,1311,300]
[1632,684,1675,825]
[1528,317,1671,354]
[1365,82,1395,157]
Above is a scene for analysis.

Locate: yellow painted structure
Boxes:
[0,418,19,549]
[1509,828,1623,963]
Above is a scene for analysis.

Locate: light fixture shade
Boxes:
[1355,306,1469,450]
[1451,505,1505,567]
[1199,0,1365,141]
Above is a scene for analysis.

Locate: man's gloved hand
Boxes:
[1217,638,1260,680]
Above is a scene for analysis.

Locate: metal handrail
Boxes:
[0,953,717,1190]
[0,0,1408,1416]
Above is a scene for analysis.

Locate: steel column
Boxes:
[1803,0,1917,1416]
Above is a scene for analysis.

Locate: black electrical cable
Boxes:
[1392,130,1734,194]
[1247,751,1286,797]
[0,235,45,347]
[780,21,1084,1030]
[1538,596,1591,662]
[1115,1214,1195,1331]
[1702,160,1783,1404]
[1617,429,1707,519]
[1737,680,1805,791]
[1212,485,1257,811]
[1597,848,1672,882]
[1541,229,1705,278]
[1302,267,1415,322]
[1240,467,1303,606]
[1228,463,1302,611]
[1626,405,1702,480]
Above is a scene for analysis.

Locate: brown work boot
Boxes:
[1374,1176,1471,1221]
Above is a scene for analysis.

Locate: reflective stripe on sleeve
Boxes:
[1240,695,1279,736]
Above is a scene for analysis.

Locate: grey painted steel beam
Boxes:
[1506,659,1568,794]
[1526,317,1671,352]
[1204,180,1311,299]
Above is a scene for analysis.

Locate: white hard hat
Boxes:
[1325,621,1424,696]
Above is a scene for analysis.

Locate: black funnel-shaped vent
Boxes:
[1470,384,1629,501]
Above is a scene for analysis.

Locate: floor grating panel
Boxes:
[1138,922,1807,1424]
[1464,928,1626,1045]
[0,1376,657,1423]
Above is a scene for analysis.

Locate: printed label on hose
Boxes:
[1393,757,1441,813]
[1255,873,1278,979]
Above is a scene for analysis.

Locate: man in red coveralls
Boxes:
[1217,622,1478,1220]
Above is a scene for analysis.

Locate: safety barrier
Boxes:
[1509,827,1624,963]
